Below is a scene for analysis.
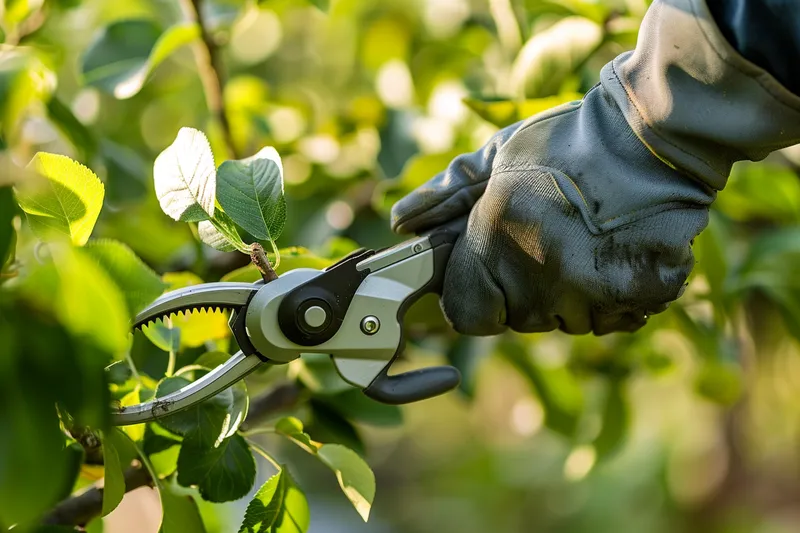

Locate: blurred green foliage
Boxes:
[2,0,800,532]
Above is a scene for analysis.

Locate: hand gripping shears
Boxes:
[111,229,461,426]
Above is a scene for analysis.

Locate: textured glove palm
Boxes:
[391,0,800,336]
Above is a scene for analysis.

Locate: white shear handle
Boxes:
[110,352,263,426]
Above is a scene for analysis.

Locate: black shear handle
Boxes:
[363,228,462,404]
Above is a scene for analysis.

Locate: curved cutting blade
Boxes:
[111,351,265,425]
[133,282,261,330]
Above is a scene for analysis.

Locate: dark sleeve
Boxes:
[706,0,800,95]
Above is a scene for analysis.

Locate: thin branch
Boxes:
[250,242,279,283]
[42,383,302,527]
[41,465,153,527]
[178,0,239,159]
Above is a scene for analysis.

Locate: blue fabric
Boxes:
[706,0,800,95]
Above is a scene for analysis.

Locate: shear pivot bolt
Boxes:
[303,305,328,328]
[360,316,380,335]
[413,243,424,253]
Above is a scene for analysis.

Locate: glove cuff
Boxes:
[602,0,800,190]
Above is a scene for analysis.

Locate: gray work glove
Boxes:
[391,0,800,336]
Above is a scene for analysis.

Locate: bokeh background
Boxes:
[4,0,800,531]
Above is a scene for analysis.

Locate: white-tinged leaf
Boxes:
[15,153,104,246]
[317,444,375,521]
[198,209,249,253]
[153,127,216,222]
[216,147,286,241]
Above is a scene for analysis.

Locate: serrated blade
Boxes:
[133,282,260,330]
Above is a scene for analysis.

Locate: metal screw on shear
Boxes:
[360,316,380,335]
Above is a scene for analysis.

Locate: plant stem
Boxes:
[247,439,282,471]
[178,0,239,159]
[250,242,278,282]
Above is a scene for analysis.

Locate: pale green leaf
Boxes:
[81,20,199,99]
[83,239,167,316]
[142,320,181,353]
[50,245,130,354]
[153,128,216,222]
[510,16,603,98]
[159,482,207,533]
[317,444,375,521]
[199,208,249,252]
[177,432,255,502]
[15,152,104,246]
[463,93,583,128]
[239,468,310,533]
[119,387,146,442]
[275,416,316,452]
[102,428,137,516]
[161,272,230,347]
[216,147,286,241]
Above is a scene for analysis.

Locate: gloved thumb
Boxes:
[390,122,523,234]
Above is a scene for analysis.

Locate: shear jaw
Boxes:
[133,282,260,330]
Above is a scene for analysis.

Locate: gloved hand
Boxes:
[391,0,800,336]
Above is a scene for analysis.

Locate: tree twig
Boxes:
[178,0,239,159]
[41,465,153,527]
[41,383,302,527]
[250,242,278,282]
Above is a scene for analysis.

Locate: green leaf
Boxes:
[510,16,603,98]
[0,187,15,267]
[317,444,375,521]
[83,239,166,316]
[155,373,248,443]
[46,96,97,160]
[15,152,104,246]
[142,320,181,353]
[153,127,216,222]
[81,20,199,99]
[102,428,138,516]
[463,93,584,128]
[48,245,130,354]
[275,416,316,451]
[106,360,133,385]
[200,208,249,253]
[239,468,310,533]
[159,481,207,533]
[177,432,256,502]
[316,390,403,427]
[308,400,365,456]
[216,147,287,242]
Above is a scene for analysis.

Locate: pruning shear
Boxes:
[111,229,461,426]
